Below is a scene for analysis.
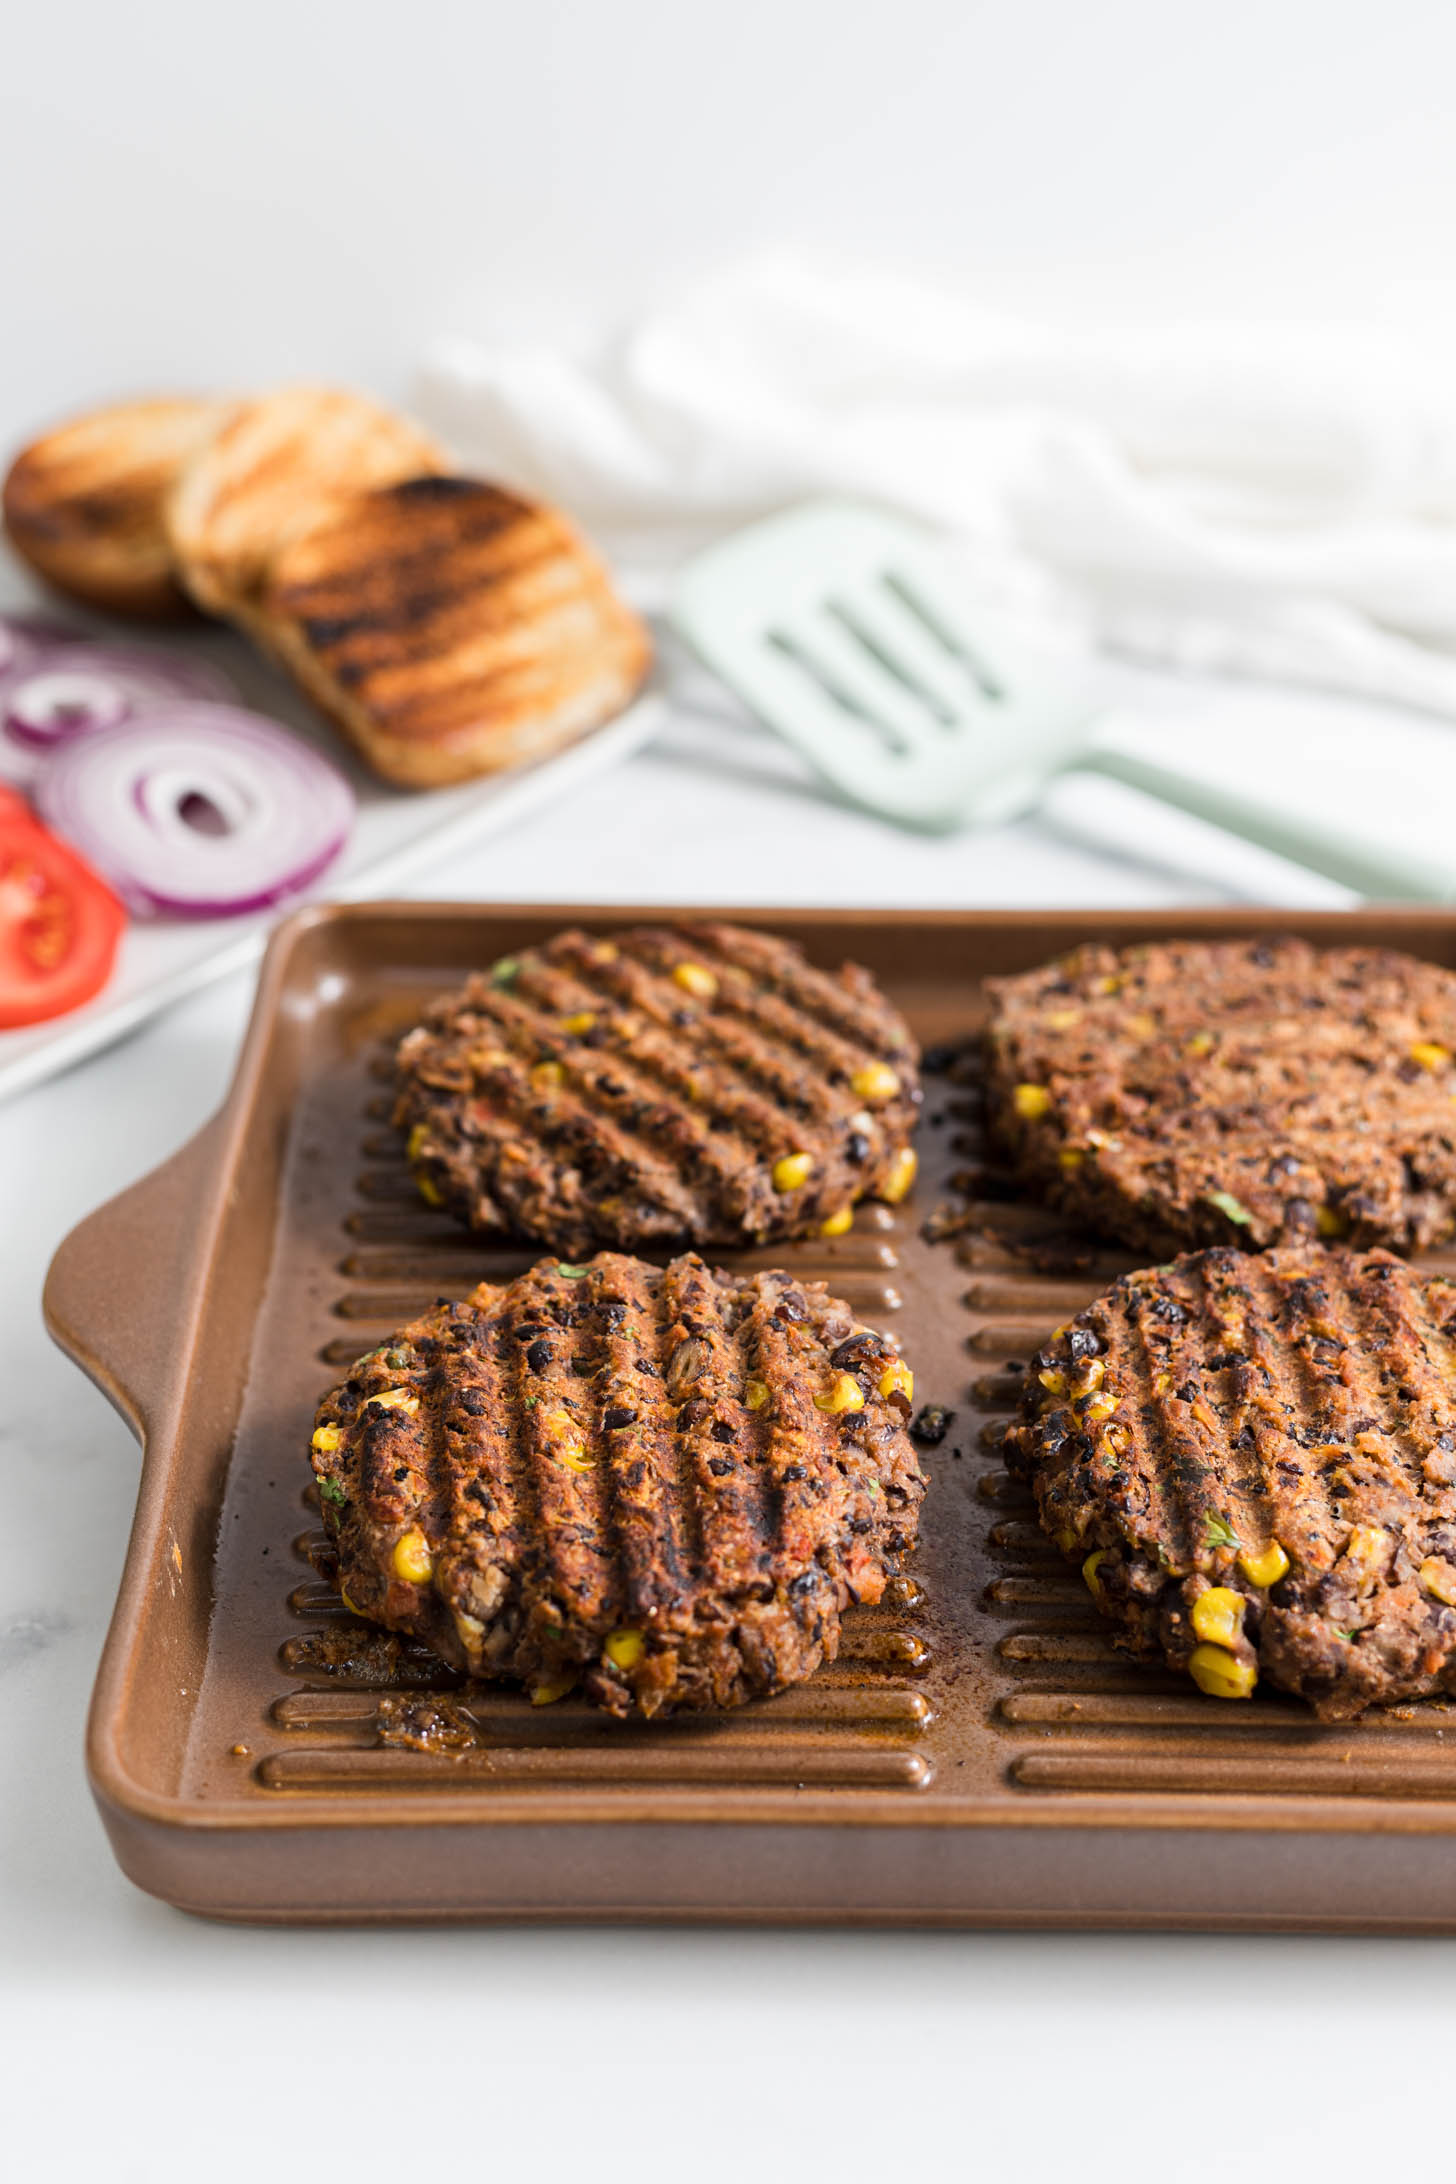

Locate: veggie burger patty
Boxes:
[310,1251,926,1718]
[1006,1243,1456,1719]
[394,921,920,1255]
[985,937,1456,1255]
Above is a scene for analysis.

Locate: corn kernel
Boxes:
[820,1205,854,1237]
[1190,1586,1245,1647]
[1045,1008,1081,1030]
[1238,1539,1290,1588]
[772,1151,814,1192]
[311,1424,343,1455]
[1073,1357,1106,1393]
[1185,1031,1215,1056]
[673,961,718,1000]
[605,1627,646,1670]
[1315,1205,1348,1239]
[592,940,619,963]
[392,1527,433,1584]
[1344,1524,1389,1578]
[880,1146,918,1203]
[367,1388,419,1416]
[1411,1040,1450,1072]
[530,1675,577,1706]
[406,1122,428,1160]
[531,1060,564,1092]
[815,1372,866,1414]
[544,1407,592,1471]
[417,1174,443,1208]
[1127,1012,1156,1039]
[1013,1082,1052,1120]
[1094,975,1122,995]
[1081,1390,1118,1424]
[878,1360,914,1404]
[850,1061,902,1104]
[1419,1556,1456,1607]
[1058,1145,1085,1170]
[562,1010,596,1035]
[1038,1367,1068,1396]
[745,1379,769,1411]
[1056,1526,1078,1553]
[1083,1549,1107,1597]
[1188,1643,1257,1699]
[339,1586,363,1617]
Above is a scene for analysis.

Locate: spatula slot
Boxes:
[824,598,957,727]
[765,627,910,754]
[881,569,1004,700]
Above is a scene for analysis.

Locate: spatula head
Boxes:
[670,501,1091,833]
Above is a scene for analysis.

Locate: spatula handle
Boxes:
[1075,745,1456,903]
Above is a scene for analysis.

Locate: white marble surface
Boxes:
[5,660,1454,2179]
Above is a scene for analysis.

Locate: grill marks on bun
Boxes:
[165,384,449,620]
[259,476,651,786]
[3,396,224,617]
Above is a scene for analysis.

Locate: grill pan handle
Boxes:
[43,1121,223,1444]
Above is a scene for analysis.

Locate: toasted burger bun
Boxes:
[165,384,449,620]
[3,396,223,618]
[260,475,652,788]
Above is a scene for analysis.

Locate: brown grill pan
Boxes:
[44,900,1456,1927]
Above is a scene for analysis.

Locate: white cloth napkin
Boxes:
[421,255,1456,720]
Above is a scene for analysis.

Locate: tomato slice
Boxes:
[0,816,126,1028]
[0,784,36,830]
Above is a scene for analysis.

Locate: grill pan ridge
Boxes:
[43,902,1456,1927]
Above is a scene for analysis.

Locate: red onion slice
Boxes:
[4,643,235,750]
[35,701,354,918]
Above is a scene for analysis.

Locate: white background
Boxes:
[5,4,1456,2176]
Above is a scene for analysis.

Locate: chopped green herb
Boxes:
[1205,1513,1241,1549]
[556,1263,589,1278]
[1204,1190,1253,1227]
[491,956,520,985]
[319,1478,348,1507]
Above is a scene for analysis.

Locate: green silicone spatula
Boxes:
[670,500,1451,899]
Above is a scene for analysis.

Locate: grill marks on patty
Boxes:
[394,922,920,1253]
[310,1253,925,1717]
[984,938,1456,1253]
[1006,1245,1456,1718]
